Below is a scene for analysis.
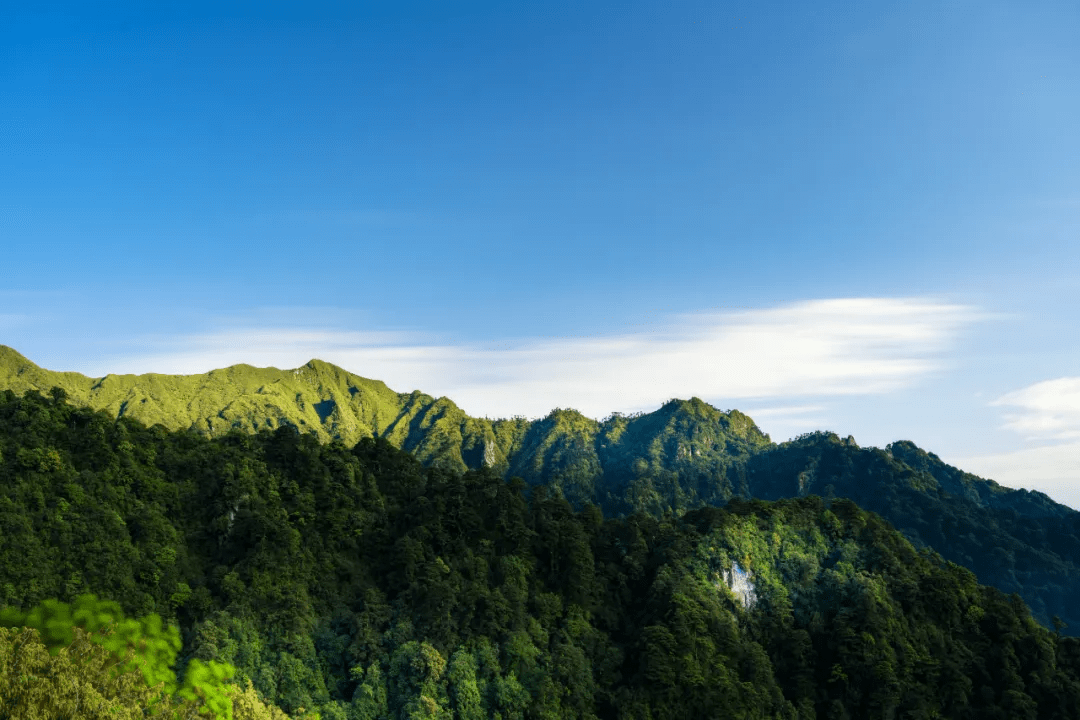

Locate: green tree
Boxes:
[389,641,450,719]
[447,649,485,720]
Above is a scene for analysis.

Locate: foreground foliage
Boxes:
[0,591,243,719]
[0,622,298,719]
[2,388,1080,718]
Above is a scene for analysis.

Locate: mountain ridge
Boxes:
[0,344,1070,519]
[0,344,1064,512]
[0,345,775,497]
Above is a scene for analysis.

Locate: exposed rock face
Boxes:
[724,561,757,610]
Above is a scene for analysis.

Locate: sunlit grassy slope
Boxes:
[0,345,771,500]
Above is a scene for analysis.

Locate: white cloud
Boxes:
[950,442,1080,512]
[738,405,832,442]
[86,297,982,421]
[950,377,1080,511]
[991,377,1080,441]
[738,405,827,418]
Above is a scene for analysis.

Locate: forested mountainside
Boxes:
[743,433,1080,637]
[2,389,1080,719]
[3,345,1079,640]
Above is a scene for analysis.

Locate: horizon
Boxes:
[2,1,1078,510]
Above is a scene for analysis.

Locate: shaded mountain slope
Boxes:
[743,431,1080,638]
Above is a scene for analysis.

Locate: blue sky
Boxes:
[2,1,1079,508]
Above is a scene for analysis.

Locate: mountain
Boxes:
[2,345,1078,639]
[0,344,486,465]
[1,389,1079,718]
[0,345,772,509]
[743,431,1080,637]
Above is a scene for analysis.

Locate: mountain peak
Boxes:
[0,345,36,369]
[301,357,365,380]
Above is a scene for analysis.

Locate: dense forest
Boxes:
[2,388,1080,718]
[3,345,1079,640]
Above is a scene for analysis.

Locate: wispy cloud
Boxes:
[83,297,982,420]
[738,405,827,418]
[737,404,832,439]
[991,377,1080,441]
[951,442,1080,512]
[949,377,1080,511]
